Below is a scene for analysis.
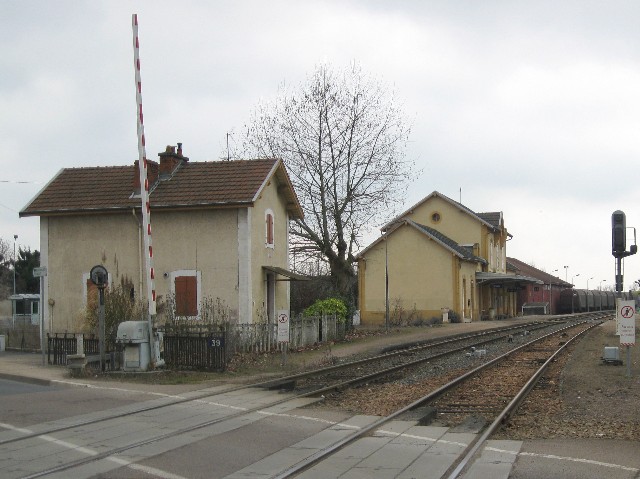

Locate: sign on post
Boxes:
[616,299,636,379]
[277,310,290,343]
[617,300,636,346]
[33,267,47,277]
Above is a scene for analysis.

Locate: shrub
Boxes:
[303,298,348,321]
[84,276,145,350]
[448,310,462,323]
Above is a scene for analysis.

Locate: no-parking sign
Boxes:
[616,299,636,346]
[277,310,290,343]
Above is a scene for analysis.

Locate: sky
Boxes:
[2,0,640,291]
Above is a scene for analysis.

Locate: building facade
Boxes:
[357,191,540,326]
[20,145,303,332]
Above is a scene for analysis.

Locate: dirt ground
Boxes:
[499,317,640,440]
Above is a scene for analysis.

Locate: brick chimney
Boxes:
[132,158,159,194]
[158,142,189,180]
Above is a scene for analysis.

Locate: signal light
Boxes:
[612,210,627,257]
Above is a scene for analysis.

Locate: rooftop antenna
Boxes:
[132,14,157,366]
[459,187,462,204]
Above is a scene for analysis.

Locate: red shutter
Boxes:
[266,213,274,245]
[175,276,197,316]
[87,279,98,306]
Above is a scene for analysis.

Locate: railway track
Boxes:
[0,314,607,478]
[272,318,604,478]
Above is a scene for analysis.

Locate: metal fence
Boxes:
[44,315,346,371]
[161,314,346,370]
[47,333,99,365]
[224,314,345,354]
[162,325,226,371]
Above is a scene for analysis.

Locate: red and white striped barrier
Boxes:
[132,14,156,316]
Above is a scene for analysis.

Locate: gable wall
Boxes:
[402,196,483,247]
[359,224,457,326]
[250,175,291,323]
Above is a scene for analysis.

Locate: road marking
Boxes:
[486,446,639,473]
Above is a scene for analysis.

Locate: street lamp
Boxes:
[564,265,569,283]
[13,234,17,295]
[571,273,580,314]
[586,277,593,312]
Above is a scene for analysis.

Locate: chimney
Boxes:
[158,143,189,179]
[133,158,159,194]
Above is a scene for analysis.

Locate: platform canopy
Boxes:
[475,272,543,285]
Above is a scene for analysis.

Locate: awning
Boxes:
[262,266,310,281]
[476,272,543,286]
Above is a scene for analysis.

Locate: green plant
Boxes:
[303,298,347,321]
[84,276,145,350]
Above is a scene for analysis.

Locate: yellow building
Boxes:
[20,145,304,332]
[357,191,539,326]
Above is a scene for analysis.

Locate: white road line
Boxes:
[486,446,640,473]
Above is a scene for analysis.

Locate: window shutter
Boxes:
[87,279,98,306]
[175,275,197,317]
[266,213,274,245]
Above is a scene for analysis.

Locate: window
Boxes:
[431,212,441,223]
[265,209,275,248]
[170,270,201,318]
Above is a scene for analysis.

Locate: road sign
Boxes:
[617,300,636,346]
[33,267,47,277]
[277,310,290,343]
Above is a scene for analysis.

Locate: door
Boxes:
[266,273,275,322]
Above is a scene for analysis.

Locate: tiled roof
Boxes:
[506,257,571,287]
[477,212,502,228]
[20,158,303,219]
[410,221,487,264]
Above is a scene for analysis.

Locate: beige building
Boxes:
[20,145,304,332]
[357,191,539,326]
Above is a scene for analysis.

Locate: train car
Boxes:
[593,290,608,310]
[605,291,615,310]
[558,288,629,313]
[585,290,595,311]
[558,288,586,313]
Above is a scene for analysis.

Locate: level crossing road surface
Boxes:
[1,319,640,479]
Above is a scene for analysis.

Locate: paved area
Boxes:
[1,318,639,478]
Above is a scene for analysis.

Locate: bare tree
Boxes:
[0,238,12,299]
[245,64,415,300]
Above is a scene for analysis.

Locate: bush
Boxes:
[84,276,146,350]
[303,298,348,321]
[448,310,462,323]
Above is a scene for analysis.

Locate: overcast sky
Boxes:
[2,1,640,291]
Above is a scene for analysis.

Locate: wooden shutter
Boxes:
[87,279,98,306]
[266,213,274,245]
[175,275,197,317]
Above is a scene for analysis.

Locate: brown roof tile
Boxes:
[506,257,572,287]
[20,158,303,219]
